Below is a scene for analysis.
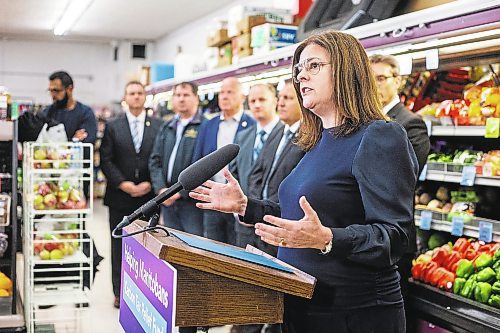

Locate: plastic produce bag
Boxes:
[36,123,68,143]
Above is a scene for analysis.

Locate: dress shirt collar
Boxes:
[285,120,301,135]
[220,109,243,123]
[125,109,146,124]
[382,97,400,115]
[256,116,280,135]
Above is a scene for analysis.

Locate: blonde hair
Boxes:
[292,31,385,151]
[369,54,400,76]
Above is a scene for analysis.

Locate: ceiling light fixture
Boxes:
[53,0,93,36]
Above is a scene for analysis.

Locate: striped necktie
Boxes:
[131,119,141,153]
[253,129,267,162]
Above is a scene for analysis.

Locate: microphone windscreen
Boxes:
[178,144,240,191]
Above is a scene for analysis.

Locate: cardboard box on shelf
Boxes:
[237,16,267,35]
[228,6,294,37]
[251,23,297,49]
[232,33,251,53]
[218,43,232,68]
[207,28,231,48]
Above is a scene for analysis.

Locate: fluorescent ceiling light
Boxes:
[54,0,93,36]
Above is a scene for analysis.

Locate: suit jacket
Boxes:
[100,114,162,211]
[249,128,305,203]
[149,112,205,199]
[192,112,256,162]
[230,121,284,195]
[387,102,430,174]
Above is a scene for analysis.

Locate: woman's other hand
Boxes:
[189,167,248,215]
[255,196,333,249]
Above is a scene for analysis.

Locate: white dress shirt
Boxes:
[167,115,193,182]
[382,97,400,115]
[213,110,244,183]
[125,109,146,150]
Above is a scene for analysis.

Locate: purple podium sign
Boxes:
[119,231,177,333]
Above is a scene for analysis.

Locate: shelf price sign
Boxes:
[478,221,493,243]
[485,117,499,138]
[451,216,464,237]
[419,211,432,230]
[460,166,476,186]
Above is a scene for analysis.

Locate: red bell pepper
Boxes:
[411,262,426,281]
[437,270,456,290]
[464,249,479,261]
[443,250,462,271]
[432,248,449,266]
[453,238,470,254]
[430,267,448,286]
[423,261,439,283]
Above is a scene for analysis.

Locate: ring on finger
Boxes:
[278,237,287,247]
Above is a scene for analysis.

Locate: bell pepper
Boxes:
[489,244,500,256]
[474,282,492,304]
[443,250,462,271]
[460,274,477,299]
[475,253,494,270]
[453,277,467,294]
[431,248,449,266]
[453,238,470,254]
[494,249,500,262]
[423,261,439,283]
[437,270,455,290]
[465,249,479,261]
[456,259,474,278]
[488,294,500,308]
[430,267,449,286]
[411,262,426,281]
[477,267,496,283]
[493,260,500,271]
[492,281,500,294]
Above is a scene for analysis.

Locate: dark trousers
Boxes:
[108,207,133,298]
[203,210,236,245]
[282,303,405,333]
[161,200,203,236]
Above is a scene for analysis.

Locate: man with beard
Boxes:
[44,71,97,144]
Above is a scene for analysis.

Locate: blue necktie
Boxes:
[253,129,267,162]
[131,119,141,153]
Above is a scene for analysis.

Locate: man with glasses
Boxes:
[369,55,429,172]
[44,71,97,144]
[370,54,429,333]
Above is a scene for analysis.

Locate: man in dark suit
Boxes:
[230,84,283,250]
[100,81,162,308]
[149,82,205,237]
[370,54,430,333]
[192,77,255,245]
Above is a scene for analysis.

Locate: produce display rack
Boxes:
[408,279,500,333]
[22,142,94,333]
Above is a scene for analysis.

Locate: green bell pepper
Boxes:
[460,274,477,299]
[474,282,492,304]
[493,260,500,271]
[494,249,500,262]
[492,281,500,294]
[456,259,474,278]
[475,253,493,270]
[489,294,500,308]
[453,278,467,294]
[477,267,496,283]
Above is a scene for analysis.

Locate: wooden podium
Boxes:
[125,221,316,327]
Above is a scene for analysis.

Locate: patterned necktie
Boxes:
[131,119,141,153]
[253,129,267,162]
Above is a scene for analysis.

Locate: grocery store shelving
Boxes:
[425,171,500,187]
[31,250,90,266]
[431,126,488,137]
[408,279,500,333]
[414,209,500,242]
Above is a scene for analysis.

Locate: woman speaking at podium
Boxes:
[190,30,417,333]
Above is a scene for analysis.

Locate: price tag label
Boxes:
[425,49,439,70]
[478,221,493,243]
[419,211,432,230]
[460,166,476,186]
[424,120,432,137]
[451,216,464,237]
[419,164,428,182]
[485,117,500,138]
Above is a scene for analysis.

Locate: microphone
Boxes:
[112,143,240,235]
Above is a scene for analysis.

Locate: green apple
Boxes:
[34,149,47,160]
[50,249,64,260]
[39,249,50,260]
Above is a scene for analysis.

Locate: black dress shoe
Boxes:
[114,297,120,308]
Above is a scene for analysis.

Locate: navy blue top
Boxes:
[43,101,97,144]
[243,120,418,309]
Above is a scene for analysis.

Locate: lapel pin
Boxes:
[146,121,150,127]
[242,121,247,128]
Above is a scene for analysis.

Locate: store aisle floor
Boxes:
[83,199,230,333]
